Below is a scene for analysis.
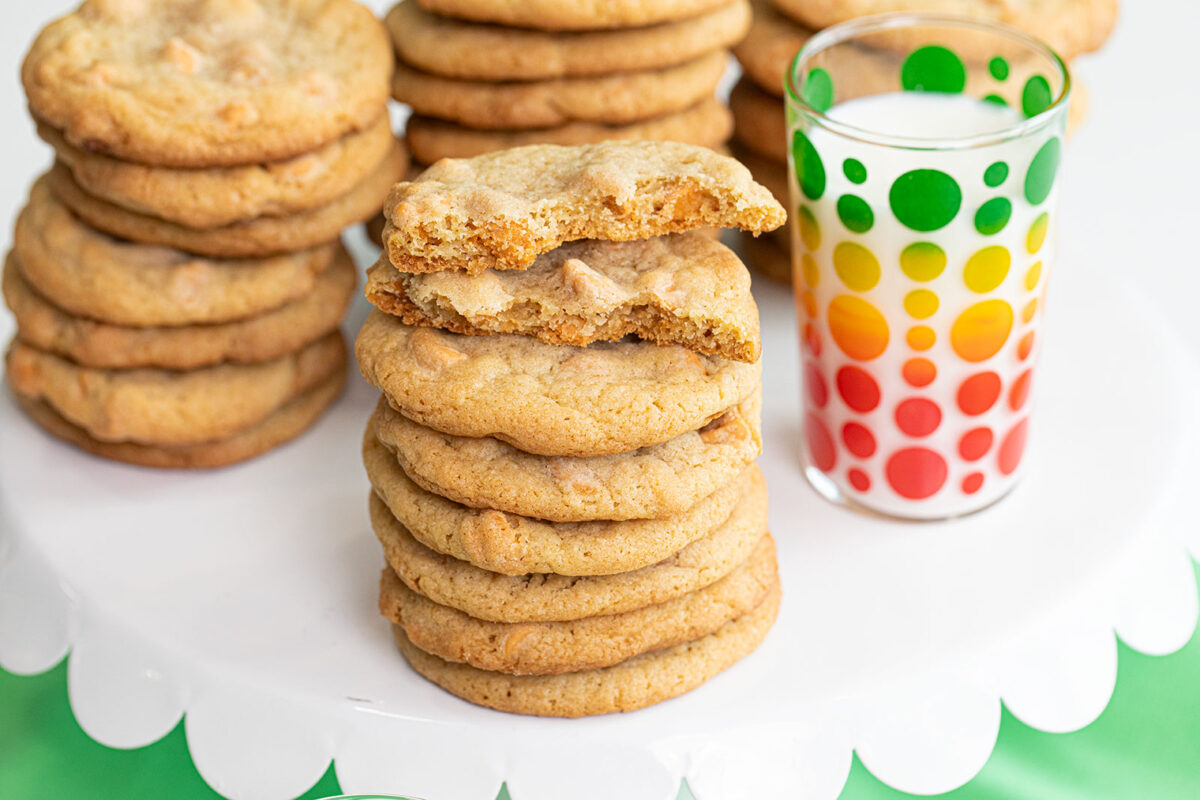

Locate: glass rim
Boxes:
[785,11,1072,151]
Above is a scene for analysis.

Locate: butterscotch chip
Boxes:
[356,309,760,457]
[392,583,781,717]
[772,0,1117,61]
[404,99,732,164]
[367,233,760,362]
[47,140,408,257]
[388,0,749,81]
[41,114,395,228]
[368,394,760,522]
[365,428,756,575]
[6,331,344,445]
[731,78,786,163]
[4,247,355,370]
[21,0,393,167]
[14,177,335,326]
[414,0,731,31]
[391,51,727,131]
[12,369,345,469]
[369,483,767,622]
[379,533,777,675]
[383,141,785,274]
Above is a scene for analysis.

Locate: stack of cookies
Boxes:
[731,0,1115,284]
[356,141,787,716]
[383,0,751,168]
[5,0,403,468]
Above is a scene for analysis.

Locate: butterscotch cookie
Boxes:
[47,142,408,257]
[356,309,760,456]
[367,233,760,362]
[380,532,776,674]
[391,51,726,131]
[41,115,396,228]
[22,0,393,167]
[393,582,780,717]
[733,145,791,250]
[383,141,786,274]
[772,0,1117,62]
[369,396,761,522]
[733,0,812,97]
[370,487,767,623]
[414,0,731,31]
[404,99,732,164]
[730,78,786,163]
[6,331,344,445]
[14,177,336,326]
[365,429,756,575]
[4,248,354,369]
[388,0,748,81]
[13,369,345,469]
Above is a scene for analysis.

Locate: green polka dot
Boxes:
[989,57,1010,81]
[1022,75,1053,118]
[901,45,967,93]
[900,242,947,282]
[889,169,962,232]
[983,94,1009,107]
[804,68,834,113]
[1024,138,1061,205]
[984,161,1008,187]
[792,130,826,201]
[837,194,874,233]
[798,204,821,250]
[843,158,867,184]
[974,198,1013,235]
[833,242,881,291]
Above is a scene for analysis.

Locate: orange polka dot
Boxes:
[902,358,937,387]
[951,300,1013,362]
[804,322,823,356]
[799,290,818,319]
[906,325,936,351]
[1024,261,1042,291]
[1022,298,1038,323]
[828,295,890,361]
[1017,331,1035,360]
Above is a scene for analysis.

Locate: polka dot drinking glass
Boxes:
[785,13,1070,519]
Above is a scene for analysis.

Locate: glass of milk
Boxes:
[785,13,1070,519]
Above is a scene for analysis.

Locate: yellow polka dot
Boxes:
[799,205,821,251]
[1026,212,1049,254]
[801,253,820,288]
[963,245,1011,293]
[900,242,947,282]
[1022,298,1038,323]
[951,299,1013,362]
[904,289,939,319]
[833,242,881,291]
[1024,261,1042,291]
[828,295,890,361]
[906,325,936,351]
[800,290,818,319]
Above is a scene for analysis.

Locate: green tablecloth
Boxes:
[4,563,1200,800]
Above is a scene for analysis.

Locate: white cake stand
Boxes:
[1,238,1198,800]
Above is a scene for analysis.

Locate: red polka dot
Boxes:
[848,468,871,491]
[1017,331,1035,361]
[885,447,948,499]
[842,422,877,457]
[804,322,823,357]
[962,472,984,494]
[1009,369,1033,411]
[902,358,937,387]
[805,412,837,471]
[837,366,881,412]
[804,361,828,409]
[998,418,1029,475]
[958,427,994,461]
[956,372,1002,416]
[895,398,942,437]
